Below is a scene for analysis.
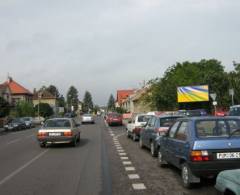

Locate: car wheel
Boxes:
[127,131,131,138]
[158,149,168,167]
[39,142,46,148]
[71,136,77,147]
[77,133,81,142]
[133,133,137,141]
[181,163,193,188]
[139,137,144,148]
[150,142,157,157]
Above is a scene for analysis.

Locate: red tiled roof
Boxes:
[3,78,32,95]
[117,90,135,105]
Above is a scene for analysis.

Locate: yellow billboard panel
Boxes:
[177,85,209,103]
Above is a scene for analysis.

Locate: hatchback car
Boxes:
[139,115,182,156]
[81,114,94,124]
[21,117,34,128]
[37,118,81,147]
[106,113,122,126]
[158,117,240,188]
[4,118,26,131]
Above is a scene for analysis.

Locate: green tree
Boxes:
[47,85,60,98]
[0,97,10,117]
[58,95,65,107]
[107,94,115,111]
[82,91,94,113]
[16,101,35,117]
[67,86,79,112]
[34,103,53,118]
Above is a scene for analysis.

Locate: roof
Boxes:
[33,89,56,100]
[3,77,32,95]
[116,89,135,105]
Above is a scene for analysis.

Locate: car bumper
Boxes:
[38,136,75,144]
[108,121,122,125]
[189,160,240,177]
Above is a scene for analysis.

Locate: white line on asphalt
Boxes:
[0,149,49,186]
[123,161,132,165]
[116,147,122,149]
[117,150,125,153]
[132,183,146,190]
[125,167,135,171]
[120,157,129,160]
[6,138,21,145]
[119,153,127,156]
[114,133,126,139]
[128,174,140,179]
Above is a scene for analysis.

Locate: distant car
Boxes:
[64,112,76,118]
[81,114,94,124]
[229,105,240,116]
[139,115,182,157]
[215,169,240,195]
[158,116,240,188]
[21,117,34,128]
[126,114,151,141]
[33,116,45,125]
[177,109,207,117]
[106,113,122,126]
[37,118,81,147]
[4,118,26,131]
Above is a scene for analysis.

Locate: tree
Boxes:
[15,101,34,117]
[0,97,10,117]
[58,95,65,107]
[47,85,60,98]
[34,103,53,118]
[67,86,79,112]
[82,91,94,113]
[107,94,115,111]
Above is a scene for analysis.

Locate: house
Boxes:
[1,77,33,106]
[0,84,12,104]
[116,89,135,108]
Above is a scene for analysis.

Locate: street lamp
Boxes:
[38,91,43,119]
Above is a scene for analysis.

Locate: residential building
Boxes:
[0,84,12,104]
[115,89,135,108]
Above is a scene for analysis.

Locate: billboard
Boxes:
[177,85,209,103]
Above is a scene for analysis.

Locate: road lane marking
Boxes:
[132,183,146,190]
[120,157,129,160]
[125,167,135,171]
[0,149,49,186]
[114,133,125,139]
[6,138,21,145]
[119,152,127,156]
[123,161,132,165]
[117,150,125,153]
[128,174,140,179]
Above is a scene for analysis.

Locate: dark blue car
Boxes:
[157,116,240,188]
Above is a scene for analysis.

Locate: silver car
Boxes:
[37,118,81,148]
[81,114,94,124]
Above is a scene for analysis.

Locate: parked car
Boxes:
[177,109,207,117]
[21,117,34,128]
[139,115,182,156]
[81,114,95,124]
[126,114,151,141]
[37,118,81,148]
[106,113,122,126]
[229,105,240,116]
[158,116,240,188]
[64,112,76,118]
[4,118,26,131]
[215,169,240,195]
[33,116,45,125]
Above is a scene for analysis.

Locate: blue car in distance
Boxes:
[157,116,240,188]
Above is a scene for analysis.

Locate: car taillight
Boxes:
[38,132,47,137]
[155,127,169,135]
[190,150,210,162]
[64,131,73,136]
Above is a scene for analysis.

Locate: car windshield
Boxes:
[22,117,31,121]
[196,119,240,138]
[83,114,92,117]
[229,107,240,116]
[12,118,21,123]
[160,117,179,127]
[44,119,71,128]
[137,115,146,122]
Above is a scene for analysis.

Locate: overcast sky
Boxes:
[0,0,240,105]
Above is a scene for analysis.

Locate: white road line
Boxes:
[116,147,122,149]
[123,161,132,165]
[119,153,127,156]
[128,174,140,179]
[132,183,146,190]
[120,157,129,160]
[0,149,49,186]
[6,138,21,145]
[117,150,125,153]
[114,133,126,139]
[125,167,135,171]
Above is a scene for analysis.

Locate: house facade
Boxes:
[32,88,57,109]
[115,89,135,108]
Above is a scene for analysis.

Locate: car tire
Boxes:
[39,142,46,148]
[150,142,157,157]
[77,133,81,143]
[133,133,137,141]
[181,163,193,188]
[71,136,77,147]
[158,149,168,167]
[127,131,131,138]
[139,137,144,148]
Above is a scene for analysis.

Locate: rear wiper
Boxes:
[229,128,240,138]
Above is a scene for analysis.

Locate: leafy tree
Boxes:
[58,95,65,107]
[228,61,240,105]
[107,94,115,111]
[67,86,79,112]
[82,91,94,113]
[0,97,10,117]
[34,103,53,118]
[93,105,100,114]
[15,101,35,117]
[47,85,60,98]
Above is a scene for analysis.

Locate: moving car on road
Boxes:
[139,115,182,156]
[81,114,95,124]
[21,117,34,128]
[37,118,81,148]
[4,118,26,131]
[106,113,122,126]
[158,116,240,188]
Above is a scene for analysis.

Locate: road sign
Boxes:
[229,89,234,96]
[210,93,216,101]
[213,101,217,106]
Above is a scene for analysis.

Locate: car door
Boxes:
[71,119,79,136]
[141,116,154,146]
[145,116,157,148]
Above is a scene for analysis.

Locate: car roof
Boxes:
[178,116,240,121]
[46,118,72,121]
[156,115,184,119]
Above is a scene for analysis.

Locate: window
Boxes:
[137,115,145,122]
[169,121,180,138]
[159,117,180,127]
[44,119,71,128]
[148,117,156,127]
[228,120,240,136]
[175,122,188,141]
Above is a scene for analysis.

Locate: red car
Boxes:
[106,113,122,126]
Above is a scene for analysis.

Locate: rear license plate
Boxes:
[217,152,240,159]
[49,132,61,136]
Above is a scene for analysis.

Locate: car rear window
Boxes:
[44,119,71,128]
[196,119,240,138]
[159,117,180,127]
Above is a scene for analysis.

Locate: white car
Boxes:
[81,114,94,124]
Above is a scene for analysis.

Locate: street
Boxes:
[0,116,218,195]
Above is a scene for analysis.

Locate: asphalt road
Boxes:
[0,117,219,195]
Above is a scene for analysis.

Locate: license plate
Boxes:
[49,132,61,136]
[217,152,240,159]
